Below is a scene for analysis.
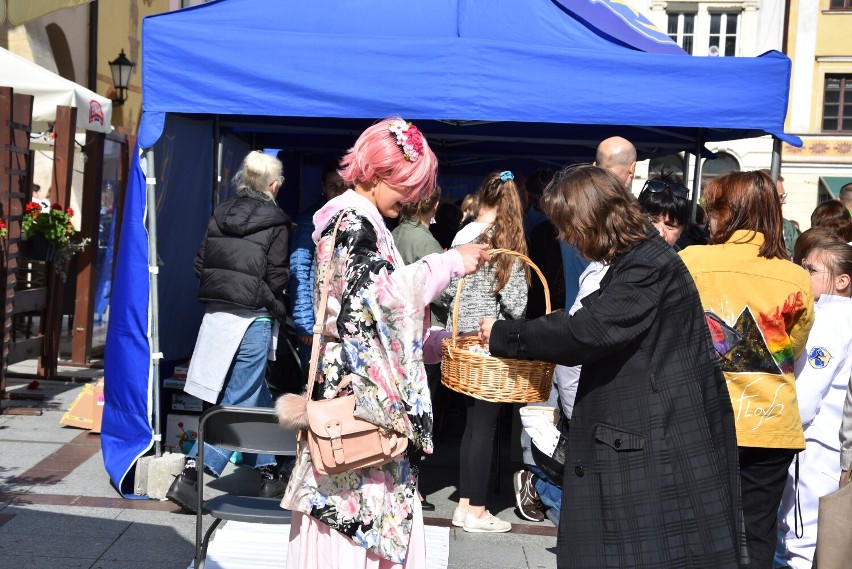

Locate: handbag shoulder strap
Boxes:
[305,212,347,399]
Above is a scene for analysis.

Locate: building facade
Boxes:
[632,1,788,206]
[783,0,852,227]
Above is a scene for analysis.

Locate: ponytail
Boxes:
[475,171,530,293]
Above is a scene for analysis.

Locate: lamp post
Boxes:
[108,49,135,105]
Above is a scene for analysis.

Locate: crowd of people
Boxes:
[166,117,852,569]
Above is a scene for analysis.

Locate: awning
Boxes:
[0,46,112,133]
[819,176,852,199]
[0,0,93,25]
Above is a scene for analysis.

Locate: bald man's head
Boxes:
[595,136,637,187]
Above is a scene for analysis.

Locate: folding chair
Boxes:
[194,405,298,569]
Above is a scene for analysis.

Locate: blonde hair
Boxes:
[233,151,283,200]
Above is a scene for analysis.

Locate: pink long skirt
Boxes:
[285,501,426,569]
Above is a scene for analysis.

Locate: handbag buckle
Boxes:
[326,421,345,464]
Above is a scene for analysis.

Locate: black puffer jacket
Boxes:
[194,193,292,320]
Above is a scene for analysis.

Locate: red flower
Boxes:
[178,421,184,428]
[406,125,424,154]
[0,221,6,229]
[25,202,41,213]
[51,203,62,211]
[66,208,75,216]
[27,380,40,390]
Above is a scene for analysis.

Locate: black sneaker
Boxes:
[166,458,199,513]
[277,456,296,482]
[513,470,545,522]
[258,465,286,498]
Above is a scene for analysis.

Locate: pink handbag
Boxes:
[302,213,407,476]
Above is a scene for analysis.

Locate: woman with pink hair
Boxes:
[283,117,489,569]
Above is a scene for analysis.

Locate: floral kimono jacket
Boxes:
[287,191,459,563]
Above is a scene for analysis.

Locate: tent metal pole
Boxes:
[214,115,222,208]
[770,137,782,182]
[145,147,163,458]
[690,129,705,224]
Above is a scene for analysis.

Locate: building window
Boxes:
[829,0,852,10]
[702,152,740,188]
[708,12,739,56]
[667,12,696,55]
[823,75,852,133]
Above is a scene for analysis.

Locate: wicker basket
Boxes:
[441,248,555,403]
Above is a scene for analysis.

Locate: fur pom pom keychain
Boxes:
[276,392,309,430]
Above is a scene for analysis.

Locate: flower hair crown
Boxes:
[388,120,424,163]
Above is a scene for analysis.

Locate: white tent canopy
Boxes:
[0,46,112,133]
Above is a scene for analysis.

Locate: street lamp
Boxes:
[108,49,135,106]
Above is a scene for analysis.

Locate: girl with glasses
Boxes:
[776,229,852,569]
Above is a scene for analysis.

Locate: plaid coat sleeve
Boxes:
[491,236,746,569]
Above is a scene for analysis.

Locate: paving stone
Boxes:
[0,505,128,537]
[29,451,116,498]
[0,555,96,568]
[89,560,190,569]
[97,534,194,563]
[0,531,114,559]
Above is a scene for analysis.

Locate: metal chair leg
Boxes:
[196,517,222,569]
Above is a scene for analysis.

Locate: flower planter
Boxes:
[21,234,57,262]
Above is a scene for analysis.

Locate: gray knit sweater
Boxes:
[438,221,528,334]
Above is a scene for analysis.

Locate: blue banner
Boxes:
[554,0,686,55]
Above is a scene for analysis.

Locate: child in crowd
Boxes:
[777,229,852,569]
[441,170,529,533]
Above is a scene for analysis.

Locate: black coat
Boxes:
[194,193,292,320]
[491,233,746,569]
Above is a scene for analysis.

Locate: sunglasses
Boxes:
[641,179,689,199]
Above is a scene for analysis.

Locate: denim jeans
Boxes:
[527,463,562,513]
[187,319,277,477]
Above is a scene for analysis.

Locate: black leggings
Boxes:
[739,446,797,569]
[458,395,502,507]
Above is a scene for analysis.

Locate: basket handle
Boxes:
[449,248,550,345]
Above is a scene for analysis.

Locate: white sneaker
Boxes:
[451,507,468,527]
[463,511,512,533]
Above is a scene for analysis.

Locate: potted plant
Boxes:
[21,202,89,279]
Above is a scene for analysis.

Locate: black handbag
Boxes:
[265,321,307,399]
[531,415,568,487]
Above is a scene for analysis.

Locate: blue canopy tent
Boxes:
[103,0,802,495]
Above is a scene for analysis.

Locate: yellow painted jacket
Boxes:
[680,230,814,449]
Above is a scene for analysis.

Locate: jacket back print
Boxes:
[680,230,814,449]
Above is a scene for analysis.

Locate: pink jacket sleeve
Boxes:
[423,327,451,364]
[419,249,465,305]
